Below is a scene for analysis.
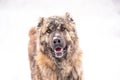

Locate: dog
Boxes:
[28,13,83,80]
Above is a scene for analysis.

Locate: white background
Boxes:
[0,0,120,80]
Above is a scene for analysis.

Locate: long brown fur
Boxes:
[28,13,83,80]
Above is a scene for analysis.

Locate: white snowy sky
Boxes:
[0,0,120,80]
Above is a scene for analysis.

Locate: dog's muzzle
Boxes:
[51,35,67,58]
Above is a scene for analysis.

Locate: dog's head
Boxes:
[37,13,78,59]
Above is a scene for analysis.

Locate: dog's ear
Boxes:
[65,12,74,22]
[37,17,44,27]
[65,12,75,31]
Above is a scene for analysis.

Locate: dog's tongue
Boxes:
[55,47,61,51]
[54,47,64,58]
[55,47,62,53]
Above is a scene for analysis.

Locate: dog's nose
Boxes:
[53,38,61,45]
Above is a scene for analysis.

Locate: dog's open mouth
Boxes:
[53,46,67,58]
[54,47,63,53]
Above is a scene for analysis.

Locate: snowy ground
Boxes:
[0,0,120,80]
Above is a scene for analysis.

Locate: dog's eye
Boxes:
[60,26,66,31]
[61,27,65,31]
[46,29,52,33]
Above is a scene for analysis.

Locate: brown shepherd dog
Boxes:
[28,13,83,80]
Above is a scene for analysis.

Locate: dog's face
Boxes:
[48,21,67,58]
[38,13,78,59]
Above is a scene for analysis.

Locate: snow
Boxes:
[0,0,120,80]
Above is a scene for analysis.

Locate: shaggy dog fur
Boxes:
[28,13,83,80]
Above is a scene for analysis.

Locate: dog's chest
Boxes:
[53,63,79,80]
[39,57,81,80]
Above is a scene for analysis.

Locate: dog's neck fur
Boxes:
[35,47,82,80]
